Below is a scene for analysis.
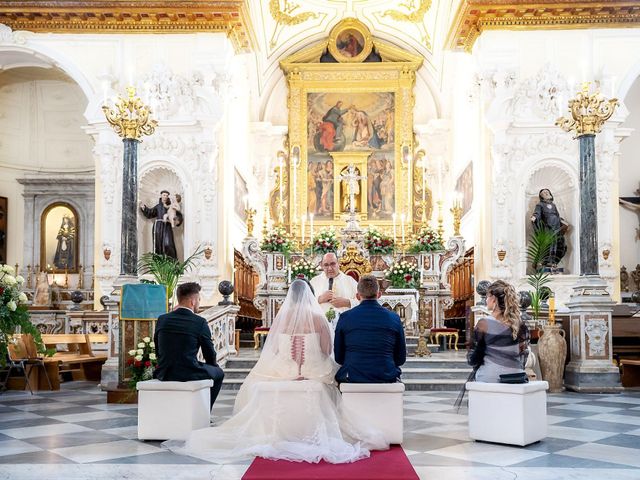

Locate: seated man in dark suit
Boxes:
[153,282,224,410]
[334,274,406,383]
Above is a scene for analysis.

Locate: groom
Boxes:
[153,282,224,409]
[334,275,406,383]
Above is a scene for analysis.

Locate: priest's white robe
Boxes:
[310,271,359,315]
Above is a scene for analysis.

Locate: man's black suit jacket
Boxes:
[153,307,218,381]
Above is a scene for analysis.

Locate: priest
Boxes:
[310,252,359,320]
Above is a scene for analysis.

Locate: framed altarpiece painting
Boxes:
[274,18,425,232]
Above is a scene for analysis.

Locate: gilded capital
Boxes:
[556,83,618,138]
[102,86,158,140]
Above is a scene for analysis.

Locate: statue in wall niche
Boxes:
[53,215,75,270]
[530,188,569,269]
[140,190,183,259]
[33,271,51,307]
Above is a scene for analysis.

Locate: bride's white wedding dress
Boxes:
[165,279,388,464]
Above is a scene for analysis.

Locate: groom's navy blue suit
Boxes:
[334,299,406,383]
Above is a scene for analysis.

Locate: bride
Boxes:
[166,278,388,463]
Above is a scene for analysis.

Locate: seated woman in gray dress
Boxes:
[468,280,529,382]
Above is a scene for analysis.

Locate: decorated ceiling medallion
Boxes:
[327,18,373,64]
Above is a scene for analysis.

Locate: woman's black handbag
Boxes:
[499,372,529,384]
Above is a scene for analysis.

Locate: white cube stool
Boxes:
[339,382,405,444]
[466,380,549,446]
[137,379,212,440]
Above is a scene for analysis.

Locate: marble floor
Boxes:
[1,382,640,480]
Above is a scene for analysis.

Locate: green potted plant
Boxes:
[137,248,204,305]
[0,265,49,366]
[526,226,557,325]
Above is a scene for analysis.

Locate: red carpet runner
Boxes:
[241,446,419,480]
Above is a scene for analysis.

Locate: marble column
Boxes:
[564,134,621,392]
[120,138,139,277]
[579,134,598,276]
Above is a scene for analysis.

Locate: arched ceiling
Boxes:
[247,0,457,96]
[0,67,93,172]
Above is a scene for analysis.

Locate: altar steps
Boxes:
[221,351,472,391]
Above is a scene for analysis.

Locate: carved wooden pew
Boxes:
[41,333,108,388]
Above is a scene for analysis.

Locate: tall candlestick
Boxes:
[310,213,314,242]
[401,213,406,245]
[278,155,284,223]
[422,163,427,205]
[292,157,297,223]
[301,215,306,244]
[407,154,412,219]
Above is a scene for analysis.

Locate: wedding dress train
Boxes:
[165,280,388,464]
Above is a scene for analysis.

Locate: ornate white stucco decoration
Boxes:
[511,64,568,122]
[0,24,28,44]
[585,318,608,357]
[93,143,121,222]
[140,64,210,119]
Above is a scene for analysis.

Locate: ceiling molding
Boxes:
[0,1,257,53]
[447,0,640,52]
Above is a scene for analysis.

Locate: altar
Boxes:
[241,19,464,346]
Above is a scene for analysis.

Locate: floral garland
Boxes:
[312,227,339,255]
[126,336,157,387]
[364,227,394,255]
[408,225,445,253]
[260,226,294,257]
[290,258,320,281]
[385,260,420,289]
[0,265,48,366]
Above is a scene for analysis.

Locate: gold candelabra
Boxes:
[436,200,444,238]
[262,202,269,239]
[414,290,432,357]
[450,199,462,237]
[556,82,618,138]
[245,206,256,237]
[102,86,158,140]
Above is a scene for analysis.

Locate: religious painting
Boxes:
[307,156,334,219]
[40,202,79,273]
[367,153,395,220]
[327,18,373,63]
[235,169,248,221]
[282,18,422,230]
[455,162,473,216]
[307,92,394,154]
[0,196,6,264]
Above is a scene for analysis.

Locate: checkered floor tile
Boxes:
[1,382,639,479]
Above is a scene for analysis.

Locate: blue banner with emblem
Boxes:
[119,283,168,320]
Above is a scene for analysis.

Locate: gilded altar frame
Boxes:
[278,19,423,234]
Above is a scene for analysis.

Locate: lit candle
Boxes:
[392,213,397,241]
[278,154,284,221]
[102,81,108,105]
[548,294,555,325]
[309,213,314,242]
[407,153,412,216]
[401,213,406,244]
[263,171,269,203]
[301,215,306,244]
